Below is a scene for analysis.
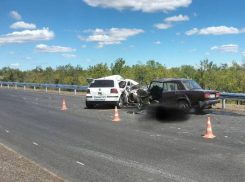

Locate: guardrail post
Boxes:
[24,85,26,91]
[46,87,48,93]
[59,88,61,94]
[222,99,226,110]
[15,85,17,89]
[34,86,36,91]
[74,89,77,95]
[1,84,2,88]
[8,84,9,89]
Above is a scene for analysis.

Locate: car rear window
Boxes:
[182,80,202,89]
[89,80,114,87]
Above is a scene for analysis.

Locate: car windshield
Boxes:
[89,80,114,87]
[182,80,202,90]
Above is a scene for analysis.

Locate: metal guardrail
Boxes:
[0,81,88,95]
[1,82,245,110]
[220,93,245,109]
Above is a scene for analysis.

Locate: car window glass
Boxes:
[119,81,126,88]
[182,80,202,89]
[163,82,179,91]
[89,80,114,87]
[149,82,163,90]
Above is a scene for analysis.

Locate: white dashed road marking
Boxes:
[76,161,85,166]
[33,142,38,146]
[6,130,9,133]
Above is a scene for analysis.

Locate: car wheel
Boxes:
[86,102,94,109]
[116,96,124,109]
[177,100,190,114]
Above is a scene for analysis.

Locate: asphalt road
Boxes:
[0,89,245,182]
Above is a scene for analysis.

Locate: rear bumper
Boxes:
[199,99,220,108]
[86,95,119,105]
[86,101,118,105]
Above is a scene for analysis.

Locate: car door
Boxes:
[148,81,163,101]
[162,81,181,107]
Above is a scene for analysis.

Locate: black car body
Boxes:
[145,78,220,113]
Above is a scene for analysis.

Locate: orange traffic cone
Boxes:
[203,117,215,139]
[61,99,68,110]
[112,106,121,122]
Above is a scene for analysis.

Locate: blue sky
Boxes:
[1,0,245,71]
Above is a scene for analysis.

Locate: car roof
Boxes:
[152,78,192,82]
[96,75,123,80]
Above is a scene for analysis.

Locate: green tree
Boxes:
[110,58,126,75]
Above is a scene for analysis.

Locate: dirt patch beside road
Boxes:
[212,103,245,115]
[0,143,66,182]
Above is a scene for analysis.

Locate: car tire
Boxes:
[86,102,94,109]
[177,100,190,114]
[116,96,124,109]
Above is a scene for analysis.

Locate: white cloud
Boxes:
[186,26,245,36]
[210,44,239,53]
[176,32,180,36]
[11,63,20,66]
[154,41,161,44]
[35,44,76,53]
[9,52,15,54]
[154,23,173,29]
[0,28,54,46]
[206,52,210,55]
[25,57,31,60]
[199,26,241,35]
[181,41,185,44]
[193,12,197,17]
[243,51,245,56]
[188,49,197,52]
[83,0,192,13]
[164,14,189,22]
[10,21,36,29]
[211,46,218,50]
[80,28,144,48]
[81,45,87,48]
[86,59,91,62]
[62,54,77,58]
[130,45,135,48]
[9,11,21,20]
[185,28,198,35]
[78,35,86,41]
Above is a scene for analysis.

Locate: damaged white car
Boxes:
[86,75,145,109]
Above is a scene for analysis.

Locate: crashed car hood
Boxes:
[125,79,138,85]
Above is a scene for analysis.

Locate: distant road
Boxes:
[0,89,245,182]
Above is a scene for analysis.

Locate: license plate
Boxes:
[94,96,106,101]
[210,94,215,98]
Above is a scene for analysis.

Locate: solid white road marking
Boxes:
[33,142,38,146]
[76,161,85,166]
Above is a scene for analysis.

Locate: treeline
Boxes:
[0,58,245,93]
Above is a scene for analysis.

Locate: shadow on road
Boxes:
[135,106,190,123]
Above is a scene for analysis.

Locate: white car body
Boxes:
[85,75,138,108]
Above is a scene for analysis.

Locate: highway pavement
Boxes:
[0,89,245,182]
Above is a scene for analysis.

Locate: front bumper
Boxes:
[199,99,220,108]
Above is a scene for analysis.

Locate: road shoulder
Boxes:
[0,143,66,182]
